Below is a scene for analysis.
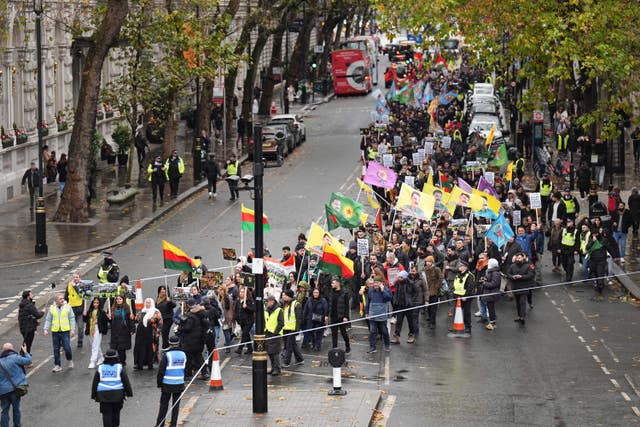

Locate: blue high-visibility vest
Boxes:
[162,350,186,385]
[97,364,124,392]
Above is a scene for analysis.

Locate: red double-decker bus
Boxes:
[331,48,373,96]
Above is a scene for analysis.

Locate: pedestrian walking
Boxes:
[91,349,133,427]
[0,342,30,427]
[179,299,209,380]
[156,286,176,350]
[203,153,221,199]
[611,202,632,261]
[391,271,418,344]
[234,287,255,355]
[65,273,86,348]
[280,289,304,367]
[559,219,579,281]
[20,161,41,211]
[328,278,351,353]
[264,295,284,376]
[18,290,44,355]
[43,293,76,372]
[109,295,134,366]
[480,258,501,330]
[133,298,161,371]
[155,336,186,427]
[165,150,185,198]
[57,153,68,193]
[508,253,535,325]
[84,297,109,369]
[424,256,443,329]
[627,187,640,234]
[148,156,167,204]
[134,122,149,167]
[301,288,328,351]
[225,153,240,201]
[365,277,392,354]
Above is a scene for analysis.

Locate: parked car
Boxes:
[263,124,295,154]
[268,114,306,144]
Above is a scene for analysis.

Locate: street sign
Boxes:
[314,45,324,54]
[529,192,542,209]
[533,110,544,123]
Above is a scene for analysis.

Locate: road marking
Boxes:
[625,374,640,398]
[299,352,379,366]
[585,345,593,352]
[199,199,242,234]
[6,313,17,318]
[177,395,199,426]
[632,407,640,418]
[570,325,578,333]
[577,336,585,343]
[376,394,396,427]
[0,319,8,322]
[568,293,578,303]
[550,299,557,305]
[26,355,53,378]
[601,366,611,375]
[599,338,620,363]
[621,392,631,401]
[384,356,390,386]
[593,355,601,363]
[229,364,377,384]
[35,281,44,285]
[611,378,620,388]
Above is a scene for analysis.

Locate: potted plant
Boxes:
[1,126,14,149]
[112,124,132,167]
[38,121,49,137]
[13,124,28,144]
[56,111,68,131]
[96,108,104,121]
[105,104,114,118]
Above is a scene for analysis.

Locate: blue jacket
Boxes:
[515,230,539,258]
[365,286,392,312]
[0,350,31,396]
[302,297,328,326]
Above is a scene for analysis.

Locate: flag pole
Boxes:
[388,209,397,245]
[240,227,244,260]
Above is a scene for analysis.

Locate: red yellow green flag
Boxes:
[162,240,195,271]
[241,204,270,232]
[318,243,354,278]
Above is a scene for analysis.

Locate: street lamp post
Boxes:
[251,124,268,413]
[34,0,48,255]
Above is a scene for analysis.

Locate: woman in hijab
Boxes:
[133,297,161,370]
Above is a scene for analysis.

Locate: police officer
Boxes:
[452,260,475,335]
[65,273,86,348]
[97,252,119,284]
[280,289,304,367]
[147,155,166,204]
[561,188,580,222]
[559,219,579,281]
[165,150,185,198]
[535,172,553,224]
[225,153,240,201]
[264,295,284,376]
[91,349,133,427]
[578,222,592,279]
[156,335,186,427]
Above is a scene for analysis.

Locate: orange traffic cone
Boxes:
[134,279,143,311]
[446,297,468,338]
[209,349,223,391]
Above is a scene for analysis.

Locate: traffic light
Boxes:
[311,62,317,69]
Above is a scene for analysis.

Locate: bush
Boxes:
[112,125,132,154]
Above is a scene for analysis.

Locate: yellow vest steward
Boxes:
[367,147,377,160]
[453,273,470,296]
[265,307,283,335]
[562,229,577,247]
[50,304,71,332]
[147,164,154,182]
[227,161,239,176]
[66,283,83,307]
[580,231,591,253]
[283,301,298,331]
[563,198,576,214]
[540,181,552,197]
[453,130,462,142]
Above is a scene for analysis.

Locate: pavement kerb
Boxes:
[610,262,640,300]
[368,390,386,426]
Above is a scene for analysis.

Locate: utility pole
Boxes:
[34,0,48,255]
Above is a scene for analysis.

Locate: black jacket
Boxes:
[328,288,350,321]
[611,209,633,233]
[91,363,133,403]
[392,278,418,307]
[203,158,221,180]
[179,305,209,353]
[508,261,535,290]
[156,298,176,321]
[109,305,134,351]
[21,168,41,190]
[18,298,44,335]
[84,308,110,336]
[235,297,256,327]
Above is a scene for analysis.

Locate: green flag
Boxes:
[488,144,508,167]
[325,204,341,231]
[328,192,364,229]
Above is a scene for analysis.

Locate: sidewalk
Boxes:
[0,97,330,266]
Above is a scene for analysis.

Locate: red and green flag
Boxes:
[162,240,195,271]
[438,172,453,193]
[241,204,270,232]
[318,244,354,278]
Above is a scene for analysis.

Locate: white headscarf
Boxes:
[142,297,159,327]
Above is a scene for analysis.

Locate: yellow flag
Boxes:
[472,189,501,214]
[447,185,483,213]
[306,222,346,256]
[485,124,497,147]
[356,178,381,209]
[426,173,434,188]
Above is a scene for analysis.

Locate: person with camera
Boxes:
[0,342,31,427]
[65,273,86,348]
[98,252,119,284]
[18,290,44,355]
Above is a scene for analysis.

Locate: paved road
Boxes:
[1,93,639,426]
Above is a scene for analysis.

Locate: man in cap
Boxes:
[92,349,133,427]
[21,161,41,211]
[156,336,186,427]
[165,150,185,198]
[391,270,419,344]
[280,289,304,367]
[451,260,475,334]
[535,172,554,223]
[98,252,119,284]
[561,188,580,222]
[559,219,579,282]
[264,295,284,376]
[225,153,240,201]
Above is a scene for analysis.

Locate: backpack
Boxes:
[106,264,120,283]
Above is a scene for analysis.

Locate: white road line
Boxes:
[632,407,640,418]
[599,338,620,363]
[562,315,570,322]
[585,345,593,352]
[601,366,611,375]
[26,355,53,378]
[220,357,231,371]
[6,313,17,318]
[0,319,9,322]
[621,392,631,401]
[176,395,199,425]
[593,355,601,363]
[568,293,578,303]
[384,356,390,386]
[550,299,557,305]
[35,281,44,285]
[0,304,9,310]
[570,325,578,333]
[625,374,640,398]
[611,378,620,388]
[577,336,585,343]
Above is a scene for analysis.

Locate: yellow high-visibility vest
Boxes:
[453,273,469,296]
[563,198,576,214]
[562,229,577,247]
[540,181,552,197]
[265,307,283,335]
[66,283,83,307]
[283,301,298,331]
[580,231,591,253]
[49,304,71,332]
[227,161,239,176]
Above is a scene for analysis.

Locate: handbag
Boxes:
[311,313,323,323]
[0,360,28,397]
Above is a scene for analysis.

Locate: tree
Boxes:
[54,0,130,223]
